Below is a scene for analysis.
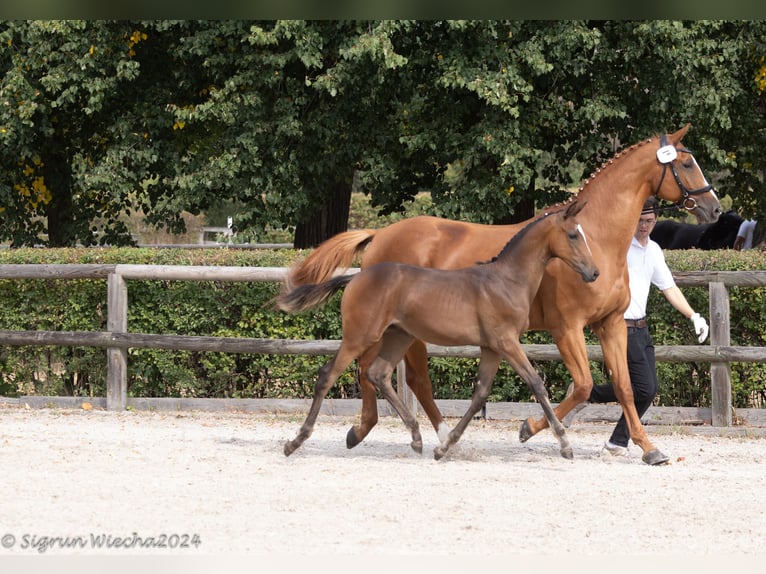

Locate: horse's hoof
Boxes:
[642,449,670,466]
[284,440,297,457]
[560,446,574,460]
[346,427,361,449]
[434,446,446,461]
[519,419,533,443]
[411,439,423,454]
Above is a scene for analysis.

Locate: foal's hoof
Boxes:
[411,439,423,455]
[560,446,574,460]
[284,440,298,457]
[434,445,447,461]
[642,449,670,466]
[346,427,361,449]
[519,419,533,443]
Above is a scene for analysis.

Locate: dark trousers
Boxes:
[588,325,658,447]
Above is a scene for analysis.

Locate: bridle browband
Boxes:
[653,133,714,213]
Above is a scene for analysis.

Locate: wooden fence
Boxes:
[1,264,765,427]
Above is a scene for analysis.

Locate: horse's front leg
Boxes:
[503,343,572,459]
[434,349,501,460]
[594,316,668,465]
[519,327,592,442]
[403,340,451,443]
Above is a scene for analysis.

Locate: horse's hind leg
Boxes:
[366,329,423,454]
[348,339,449,449]
[434,349,501,460]
[346,345,382,449]
[404,340,451,443]
[284,347,356,456]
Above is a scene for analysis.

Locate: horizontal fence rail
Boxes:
[1,264,766,426]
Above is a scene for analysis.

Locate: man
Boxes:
[564,197,709,458]
[733,218,757,250]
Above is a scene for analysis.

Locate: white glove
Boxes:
[691,313,709,343]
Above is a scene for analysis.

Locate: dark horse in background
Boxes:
[651,209,743,250]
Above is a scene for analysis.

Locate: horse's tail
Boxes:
[274,275,354,313]
[285,229,376,291]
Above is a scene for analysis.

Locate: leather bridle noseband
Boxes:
[654,133,714,213]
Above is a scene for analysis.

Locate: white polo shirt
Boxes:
[737,219,757,250]
[624,236,675,321]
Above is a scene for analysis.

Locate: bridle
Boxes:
[653,133,714,213]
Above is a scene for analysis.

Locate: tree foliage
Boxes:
[1,20,765,247]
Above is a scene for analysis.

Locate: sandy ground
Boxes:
[1,404,765,571]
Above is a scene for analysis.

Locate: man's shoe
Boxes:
[602,440,629,457]
[562,382,589,428]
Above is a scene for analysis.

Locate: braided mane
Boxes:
[480,135,659,267]
[576,136,655,193]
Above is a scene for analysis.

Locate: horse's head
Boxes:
[550,200,600,283]
[654,124,722,224]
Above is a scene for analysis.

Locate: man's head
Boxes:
[636,197,659,244]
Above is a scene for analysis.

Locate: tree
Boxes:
[3,20,766,248]
[0,21,186,246]
[164,21,626,244]
[589,21,766,219]
[163,20,428,248]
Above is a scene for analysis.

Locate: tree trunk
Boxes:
[44,149,76,247]
[293,178,353,249]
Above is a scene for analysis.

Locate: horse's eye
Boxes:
[568,231,579,240]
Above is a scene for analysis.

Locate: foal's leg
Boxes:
[433,348,501,460]
[502,342,572,460]
[348,339,448,449]
[346,344,382,449]
[365,329,423,454]
[403,340,451,443]
[284,346,357,456]
[519,327,592,441]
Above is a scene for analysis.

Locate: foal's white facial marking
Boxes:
[576,223,593,255]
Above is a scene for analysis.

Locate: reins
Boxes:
[654,133,714,213]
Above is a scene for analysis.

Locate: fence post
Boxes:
[107,272,128,411]
[709,280,732,426]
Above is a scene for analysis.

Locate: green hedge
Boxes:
[1,247,764,408]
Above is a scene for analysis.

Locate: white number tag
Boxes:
[656,145,678,164]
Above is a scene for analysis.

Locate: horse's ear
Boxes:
[667,123,691,145]
[564,200,587,219]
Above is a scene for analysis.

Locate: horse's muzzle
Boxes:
[582,269,600,283]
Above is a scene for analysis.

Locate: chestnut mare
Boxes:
[285,124,722,465]
[277,200,599,459]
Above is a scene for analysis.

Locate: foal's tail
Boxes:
[274,275,354,313]
[284,229,376,290]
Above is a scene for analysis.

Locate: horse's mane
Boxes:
[478,135,658,266]
[576,136,656,195]
[478,199,578,265]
